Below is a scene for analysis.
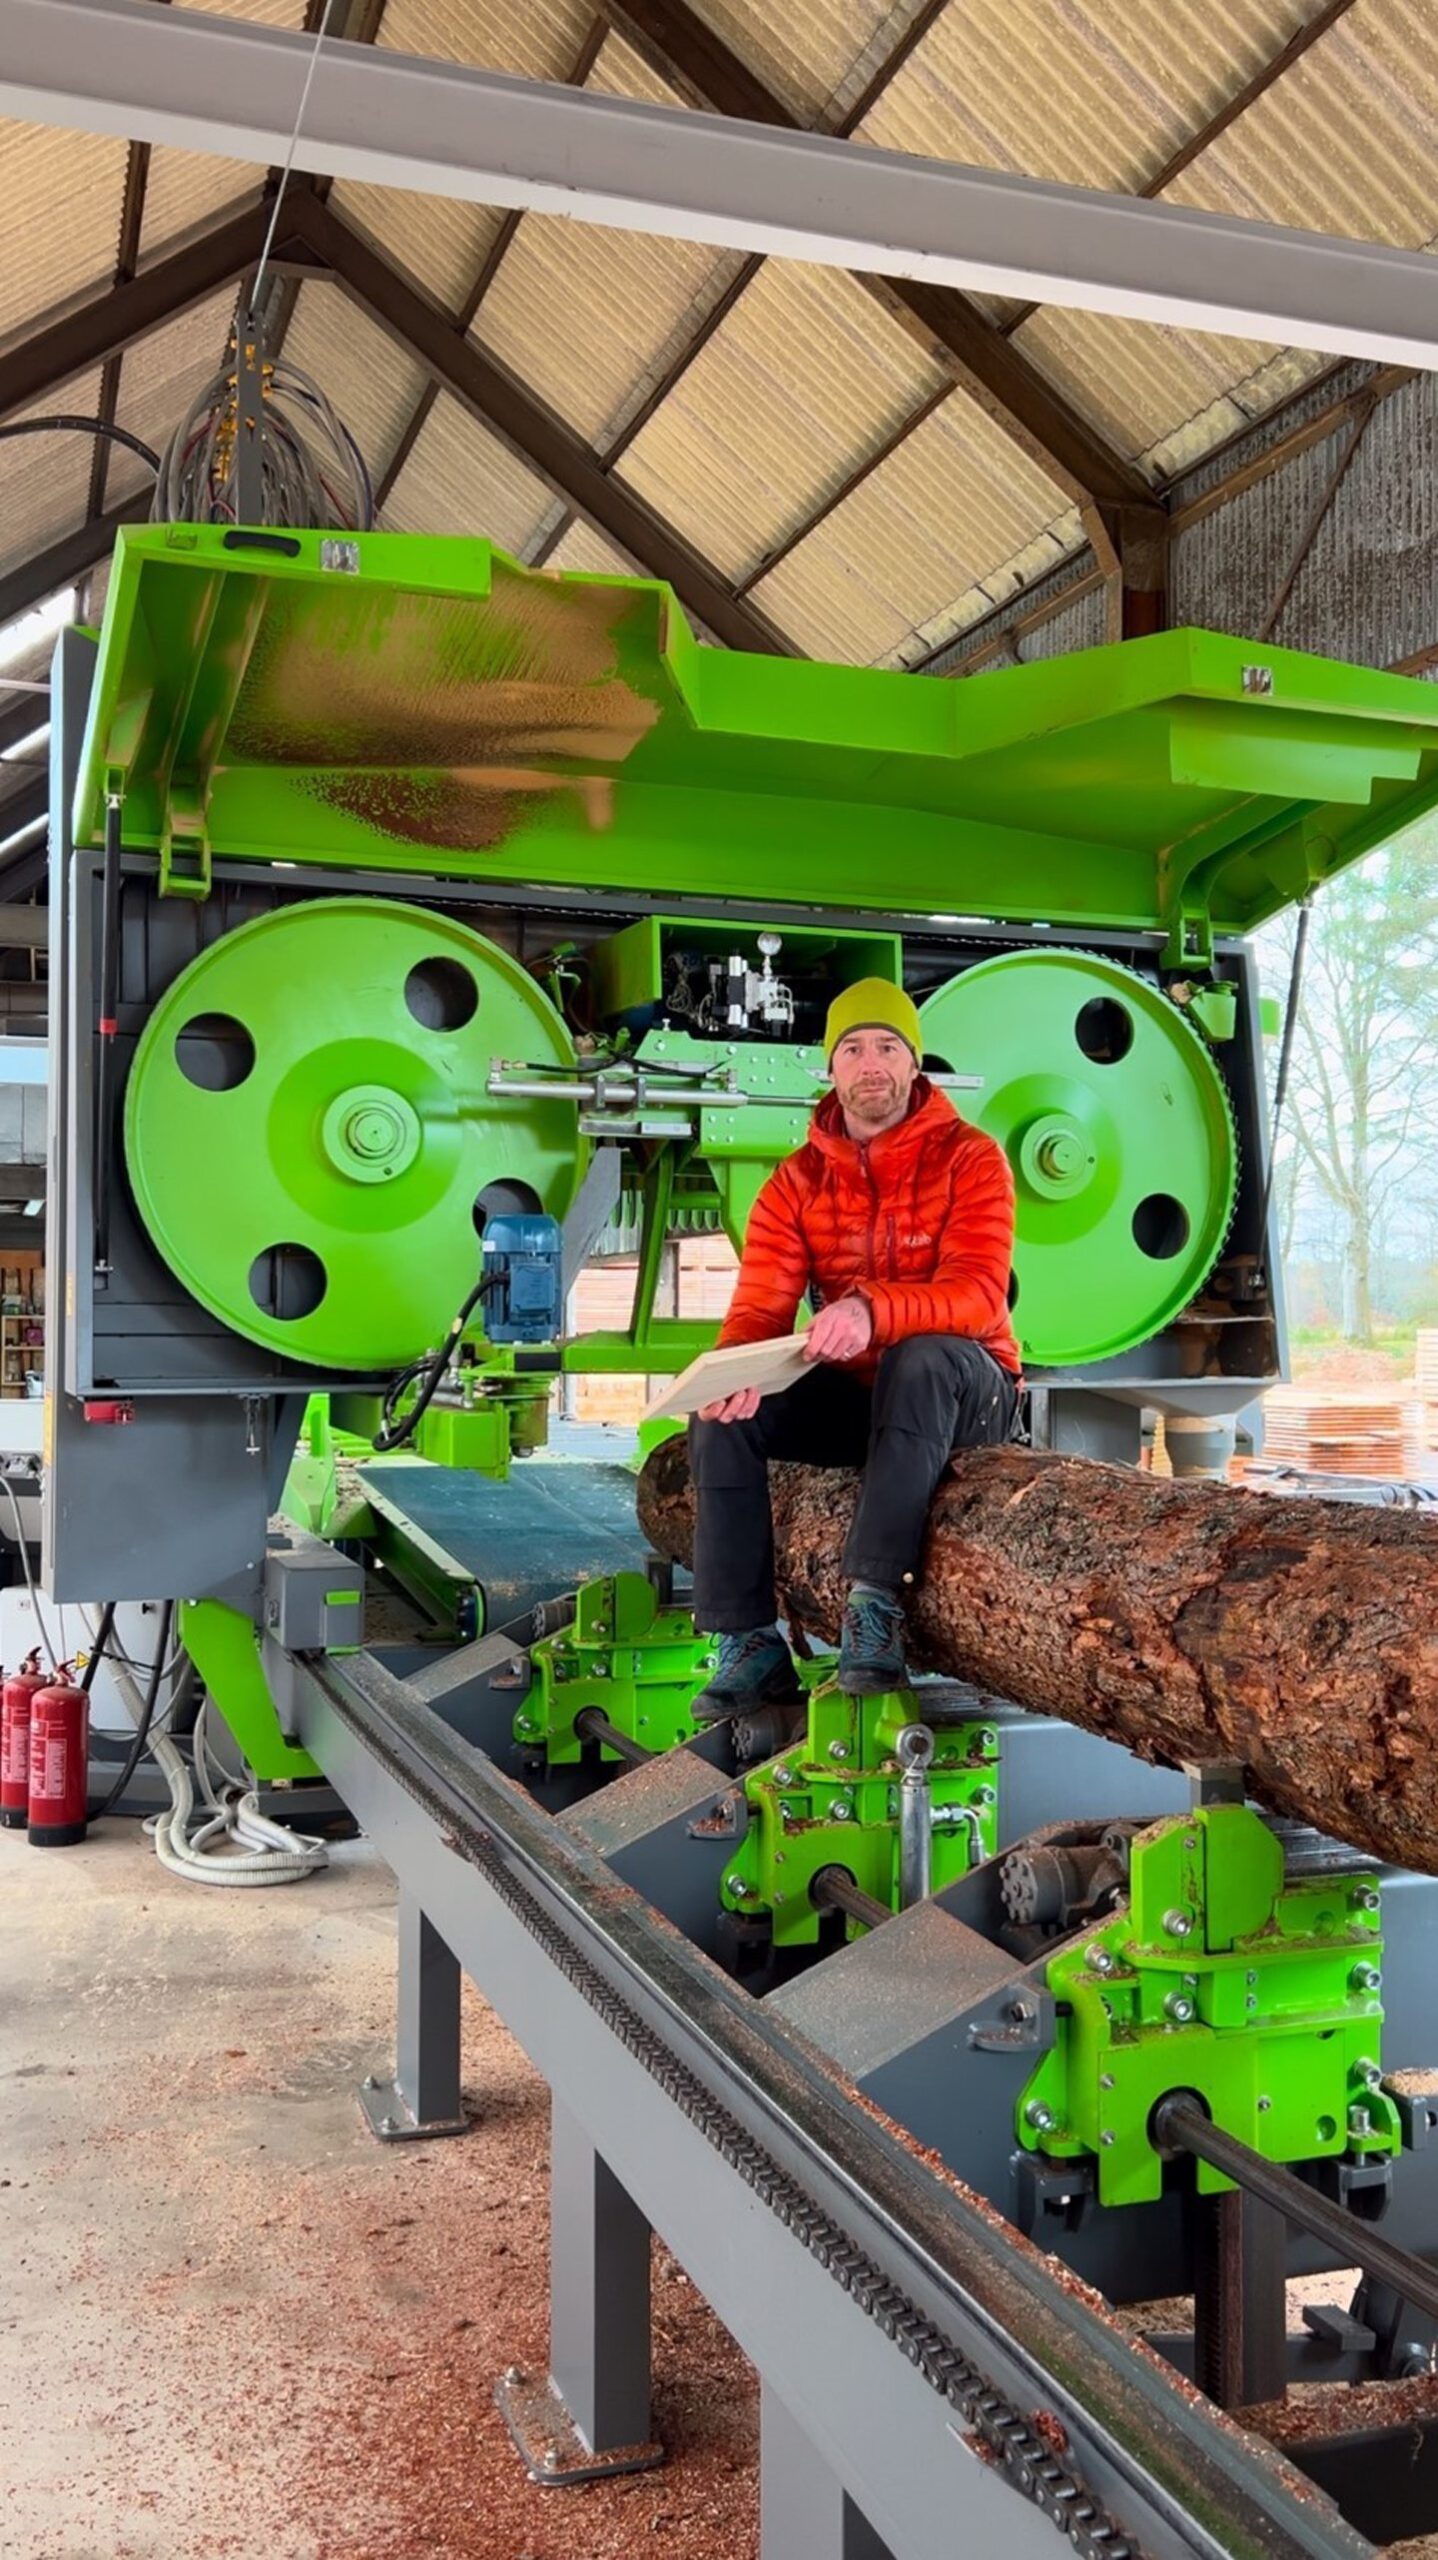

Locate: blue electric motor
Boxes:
[481,1212,563,1343]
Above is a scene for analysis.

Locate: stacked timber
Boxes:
[1257,1387,1422,1481]
[638,1437,1438,1876]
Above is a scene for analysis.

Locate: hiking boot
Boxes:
[692,1626,802,1725]
[837,1589,907,1695]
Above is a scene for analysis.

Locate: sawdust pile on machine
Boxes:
[40,526,1438,2553]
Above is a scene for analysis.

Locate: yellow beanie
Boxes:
[824,977,923,1063]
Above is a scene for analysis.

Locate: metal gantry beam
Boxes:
[292,194,793,652]
[5,0,1437,370]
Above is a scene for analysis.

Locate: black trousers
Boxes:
[689,1334,1020,1634]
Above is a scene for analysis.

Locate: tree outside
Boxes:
[1253,809,1438,1350]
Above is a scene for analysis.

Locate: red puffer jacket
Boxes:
[719,1079,1020,1382]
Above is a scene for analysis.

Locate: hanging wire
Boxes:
[1256,894,1314,1280]
[252,0,344,313]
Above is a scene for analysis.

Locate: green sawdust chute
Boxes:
[124,898,584,1369]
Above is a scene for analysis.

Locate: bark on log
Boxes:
[638,1439,1438,1877]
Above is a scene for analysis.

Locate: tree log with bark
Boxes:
[638,1438,1438,1876]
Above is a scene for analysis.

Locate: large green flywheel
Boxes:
[124,898,585,1370]
[919,951,1237,1368]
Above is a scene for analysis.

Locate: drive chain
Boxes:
[335,1682,1139,2558]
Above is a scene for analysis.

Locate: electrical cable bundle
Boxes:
[82,1600,328,1889]
[151,335,375,531]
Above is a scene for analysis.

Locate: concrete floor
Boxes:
[0,1821,757,2560]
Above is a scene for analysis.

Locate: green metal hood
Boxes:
[75,524,1438,953]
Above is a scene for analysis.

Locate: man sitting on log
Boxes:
[691,977,1021,1711]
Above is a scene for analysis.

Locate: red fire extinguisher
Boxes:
[28,1664,88,1848]
[0,1650,45,1831]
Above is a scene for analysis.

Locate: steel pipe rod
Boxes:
[810,1866,892,1934]
[1154,2098,1438,2329]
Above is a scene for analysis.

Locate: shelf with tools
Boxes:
[0,1307,44,1400]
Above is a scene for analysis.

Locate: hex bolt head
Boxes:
[1100,2130,1116,2148]
[1164,1993,1196,2024]
[1099,2072,1116,2091]
[1355,2056,1383,2090]
[1085,1945,1116,1976]
[1257,2096,1272,2113]
[1163,1908,1194,1939]
[831,1799,853,1822]
[504,2365,523,2387]
[541,2450,560,2475]
[1348,2102,1372,2139]
[1025,2100,1057,2134]
[726,1874,750,1899]
[974,1785,996,1808]
[827,1741,849,1760]
[1352,1886,1381,1914]
[772,1766,792,1788]
[362,2073,377,2090]
[1352,1962,1382,1994]
[379,2114,398,2136]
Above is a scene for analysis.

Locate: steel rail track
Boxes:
[300,1647,1374,2560]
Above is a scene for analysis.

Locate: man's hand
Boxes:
[803,1295,873,1364]
[697,1385,762,1424]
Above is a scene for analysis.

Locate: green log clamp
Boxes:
[512,1573,716,1765]
[1016,1803,1399,2206]
[720,1687,999,1947]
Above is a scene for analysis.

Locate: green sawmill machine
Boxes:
[38,526,1438,2552]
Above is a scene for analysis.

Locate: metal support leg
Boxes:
[761,2384,897,2560]
[1194,2184,1289,2408]
[358,1890,470,2142]
[495,2100,663,2485]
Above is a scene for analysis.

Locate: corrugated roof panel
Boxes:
[473,217,732,448]
[139,154,264,267]
[897,507,1088,668]
[382,395,553,552]
[616,262,947,582]
[373,0,593,70]
[0,371,104,585]
[747,544,916,665]
[1163,0,1438,247]
[1013,306,1287,462]
[327,184,507,316]
[542,522,639,579]
[0,126,127,350]
[685,0,928,121]
[1144,347,1327,480]
[470,33,733,447]
[106,289,238,506]
[748,392,1065,661]
[856,0,1305,191]
[281,282,430,497]
[327,0,595,310]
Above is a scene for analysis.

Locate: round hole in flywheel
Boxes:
[1074,997,1134,1064]
[404,956,479,1032]
[922,1051,954,1076]
[1132,1194,1190,1261]
[248,1243,328,1322]
[473,1178,543,1239]
[174,1012,255,1092]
